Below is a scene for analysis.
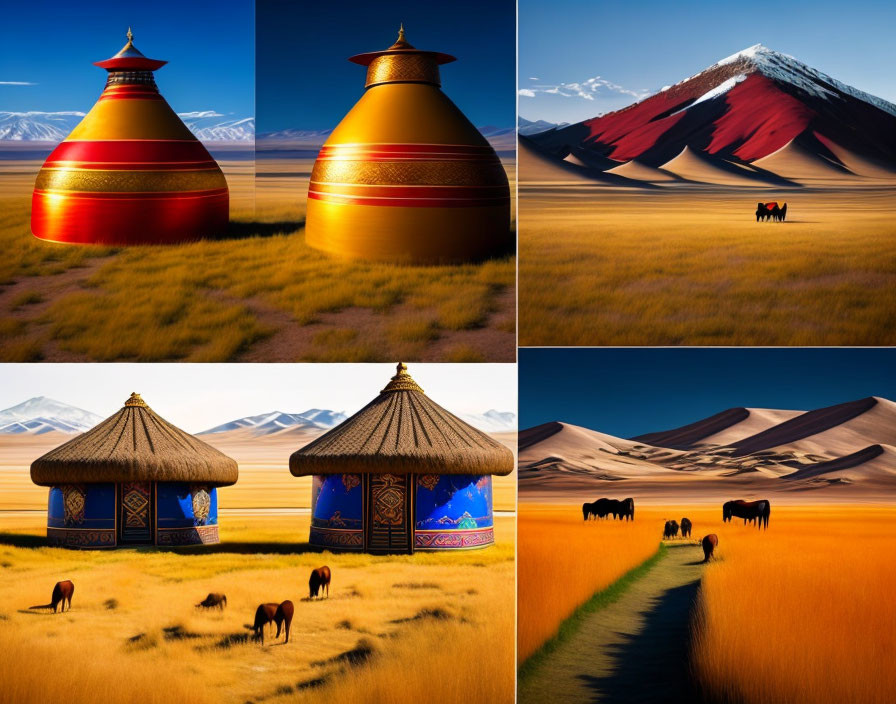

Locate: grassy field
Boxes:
[693,506,896,704]
[519,187,896,345]
[0,513,514,704]
[0,158,515,362]
[517,504,659,662]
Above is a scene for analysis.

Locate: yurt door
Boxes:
[364,474,413,553]
[118,482,154,544]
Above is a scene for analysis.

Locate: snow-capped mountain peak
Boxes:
[460,410,517,433]
[199,409,348,436]
[0,397,102,434]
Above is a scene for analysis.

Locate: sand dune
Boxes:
[660,146,788,187]
[752,137,855,180]
[606,159,680,182]
[813,134,896,180]
[782,444,896,483]
[519,137,644,187]
[633,407,804,450]
[564,147,619,171]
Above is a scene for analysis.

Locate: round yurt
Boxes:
[31,393,238,548]
[31,29,229,245]
[289,363,514,553]
[305,26,511,264]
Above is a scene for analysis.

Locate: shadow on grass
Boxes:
[219,219,305,240]
[0,534,323,555]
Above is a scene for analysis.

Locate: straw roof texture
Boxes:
[31,393,238,486]
[290,364,514,477]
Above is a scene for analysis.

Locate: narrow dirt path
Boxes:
[519,542,705,704]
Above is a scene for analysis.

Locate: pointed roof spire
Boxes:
[381,362,424,394]
[123,392,148,408]
[94,28,167,72]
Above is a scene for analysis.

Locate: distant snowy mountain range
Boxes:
[0,398,516,436]
[0,111,255,142]
[519,117,567,136]
[0,397,102,435]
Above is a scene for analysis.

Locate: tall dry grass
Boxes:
[692,506,896,704]
[518,503,659,662]
[0,515,514,704]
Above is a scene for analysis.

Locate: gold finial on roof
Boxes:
[397,23,405,42]
[381,362,423,394]
[124,392,148,408]
[126,27,134,43]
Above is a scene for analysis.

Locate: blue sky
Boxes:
[256,0,515,133]
[520,349,896,438]
[519,0,896,124]
[0,0,254,117]
[0,364,517,434]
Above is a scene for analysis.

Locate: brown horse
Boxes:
[663,520,679,539]
[723,499,770,529]
[309,566,331,599]
[30,580,74,613]
[702,534,719,562]
[253,601,294,644]
[197,592,227,610]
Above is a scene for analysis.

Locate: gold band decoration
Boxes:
[36,168,227,194]
[366,53,441,87]
[124,392,148,408]
[311,158,507,187]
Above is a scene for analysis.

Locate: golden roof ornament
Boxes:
[124,392,148,408]
[381,362,424,394]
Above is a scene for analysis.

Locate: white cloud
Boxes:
[0,81,37,86]
[521,75,652,103]
[177,110,226,118]
[529,77,540,81]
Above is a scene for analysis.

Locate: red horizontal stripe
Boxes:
[98,92,164,101]
[33,188,228,200]
[310,183,509,199]
[46,140,216,168]
[308,190,509,208]
[31,190,228,245]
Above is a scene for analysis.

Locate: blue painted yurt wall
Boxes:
[47,483,115,548]
[310,474,363,550]
[415,474,494,549]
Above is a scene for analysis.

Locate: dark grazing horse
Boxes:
[197,592,227,610]
[30,580,74,613]
[680,517,692,538]
[663,520,679,539]
[618,498,635,521]
[309,566,331,598]
[702,534,719,562]
[723,499,771,529]
[253,601,294,644]
[755,202,787,222]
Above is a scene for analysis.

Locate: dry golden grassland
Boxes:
[693,506,896,704]
[0,513,514,704]
[0,158,515,362]
[519,188,896,346]
[517,503,659,662]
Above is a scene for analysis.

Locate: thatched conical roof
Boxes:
[31,393,238,486]
[289,364,514,477]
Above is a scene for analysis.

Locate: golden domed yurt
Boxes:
[289,363,514,553]
[31,393,238,548]
[305,27,511,264]
[31,29,229,245]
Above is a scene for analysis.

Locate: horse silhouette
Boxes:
[702,534,719,562]
[723,499,771,529]
[309,566,331,599]
[197,592,227,610]
[30,580,74,613]
[680,517,692,538]
[252,600,294,644]
[663,520,679,539]
[755,201,787,222]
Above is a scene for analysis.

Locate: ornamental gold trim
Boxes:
[35,167,227,193]
[366,54,441,87]
[311,159,508,187]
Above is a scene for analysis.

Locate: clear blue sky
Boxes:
[0,363,517,434]
[519,0,896,124]
[0,0,254,117]
[256,0,515,133]
[520,349,896,438]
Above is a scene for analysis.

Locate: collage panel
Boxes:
[517,347,896,703]
[253,0,517,362]
[518,0,896,346]
[0,362,517,701]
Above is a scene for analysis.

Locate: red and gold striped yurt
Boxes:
[31,29,229,245]
[306,26,511,264]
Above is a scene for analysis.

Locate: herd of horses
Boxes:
[582,497,635,521]
[582,497,772,563]
[29,565,333,646]
[755,201,788,222]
